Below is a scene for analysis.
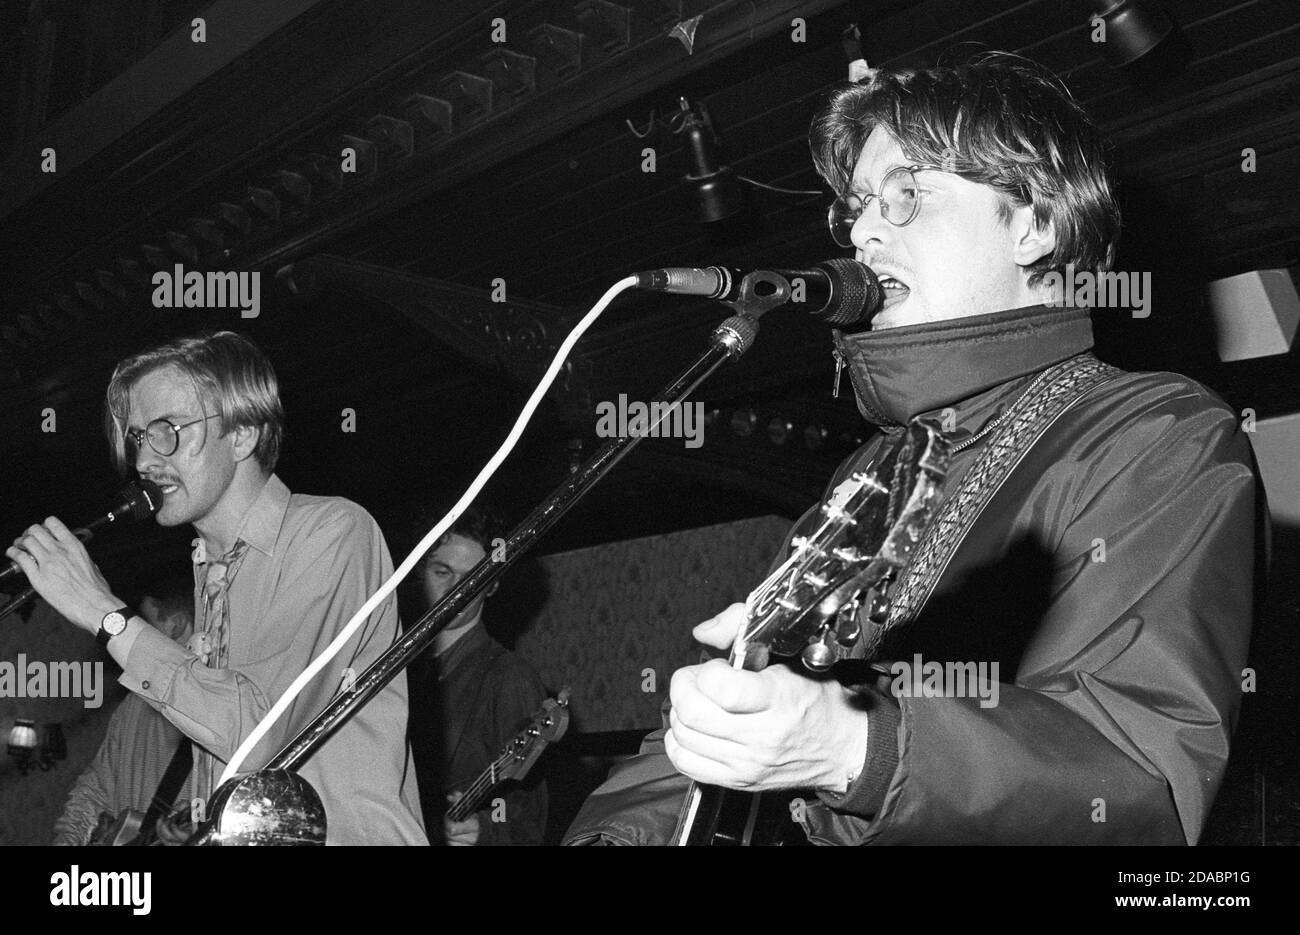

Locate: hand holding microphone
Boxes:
[2,480,162,631]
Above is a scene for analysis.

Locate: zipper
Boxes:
[831,347,844,398]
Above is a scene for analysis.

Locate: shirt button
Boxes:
[141,680,150,690]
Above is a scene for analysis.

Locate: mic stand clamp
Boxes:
[722,271,797,318]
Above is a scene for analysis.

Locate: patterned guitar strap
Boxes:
[859,352,1121,659]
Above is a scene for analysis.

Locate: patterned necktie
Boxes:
[190,540,250,807]
[198,540,249,671]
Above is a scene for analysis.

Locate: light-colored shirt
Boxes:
[119,475,428,845]
[52,693,192,845]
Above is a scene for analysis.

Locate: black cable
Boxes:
[738,176,825,198]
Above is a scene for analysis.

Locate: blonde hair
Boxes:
[104,331,284,474]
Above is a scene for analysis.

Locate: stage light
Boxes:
[1091,0,1188,79]
[673,98,745,223]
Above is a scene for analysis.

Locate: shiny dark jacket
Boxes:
[564,305,1261,845]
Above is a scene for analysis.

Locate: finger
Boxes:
[670,666,747,740]
[692,602,748,650]
[445,790,464,804]
[665,727,751,789]
[668,706,758,765]
[43,516,79,544]
[5,545,37,575]
[21,524,60,559]
[693,659,773,715]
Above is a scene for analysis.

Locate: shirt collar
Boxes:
[435,621,490,674]
[832,304,1094,428]
[230,473,291,558]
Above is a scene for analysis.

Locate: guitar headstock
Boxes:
[498,687,571,782]
[736,419,949,671]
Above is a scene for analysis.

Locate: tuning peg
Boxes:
[835,607,861,646]
[867,591,891,624]
[801,629,840,671]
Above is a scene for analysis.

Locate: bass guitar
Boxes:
[445,688,571,824]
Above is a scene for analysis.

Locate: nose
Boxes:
[133,437,164,476]
[851,197,892,253]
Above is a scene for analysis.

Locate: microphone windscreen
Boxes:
[816,258,882,327]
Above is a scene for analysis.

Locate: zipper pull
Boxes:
[831,347,844,398]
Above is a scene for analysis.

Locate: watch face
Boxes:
[103,611,128,636]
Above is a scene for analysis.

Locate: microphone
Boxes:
[633,258,883,327]
[0,480,164,585]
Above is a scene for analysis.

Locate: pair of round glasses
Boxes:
[125,414,221,458]
[827,164,940,248]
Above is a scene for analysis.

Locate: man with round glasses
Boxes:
[566,52,1260,845]
[6,331,427,844]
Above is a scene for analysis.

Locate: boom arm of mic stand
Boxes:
[265,313,761,772]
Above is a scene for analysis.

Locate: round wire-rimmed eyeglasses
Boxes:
[827,164,942,247]
[125,414,221,458]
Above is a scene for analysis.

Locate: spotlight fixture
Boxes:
[804,424,828,451]
[1090,0,1189,81]
[767,415,793,446]
[672,97,745,223]
[730,408,757,437]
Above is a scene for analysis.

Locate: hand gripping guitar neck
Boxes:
[672,418,949,846]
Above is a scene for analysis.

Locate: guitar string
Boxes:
[448,697,566,821]
[741,491,863,644]
[446,746,518,821]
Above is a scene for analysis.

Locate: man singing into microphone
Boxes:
[565,52,1260,844]
[6,331,427,844]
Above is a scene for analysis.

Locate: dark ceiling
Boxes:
[1,0,1298,584]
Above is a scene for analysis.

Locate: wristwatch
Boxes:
[96,606,134,649]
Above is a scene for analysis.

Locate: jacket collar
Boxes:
[832,304,1094,429]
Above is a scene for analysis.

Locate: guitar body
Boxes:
[90,809,145,846]
[676,784,807,846]
[672,419,949,846]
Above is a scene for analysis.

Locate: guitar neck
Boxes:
[446,748,515,821]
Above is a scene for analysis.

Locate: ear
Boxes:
[230,423,261,464]
[1009,202,1056,268]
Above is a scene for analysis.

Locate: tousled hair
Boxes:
[104,331,284,474]
[810,51,1120,286]
[415,504,504,557]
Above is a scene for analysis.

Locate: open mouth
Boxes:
[876,274,910,309]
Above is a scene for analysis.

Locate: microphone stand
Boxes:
[267,309,765,773]
[189,301,786,842]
